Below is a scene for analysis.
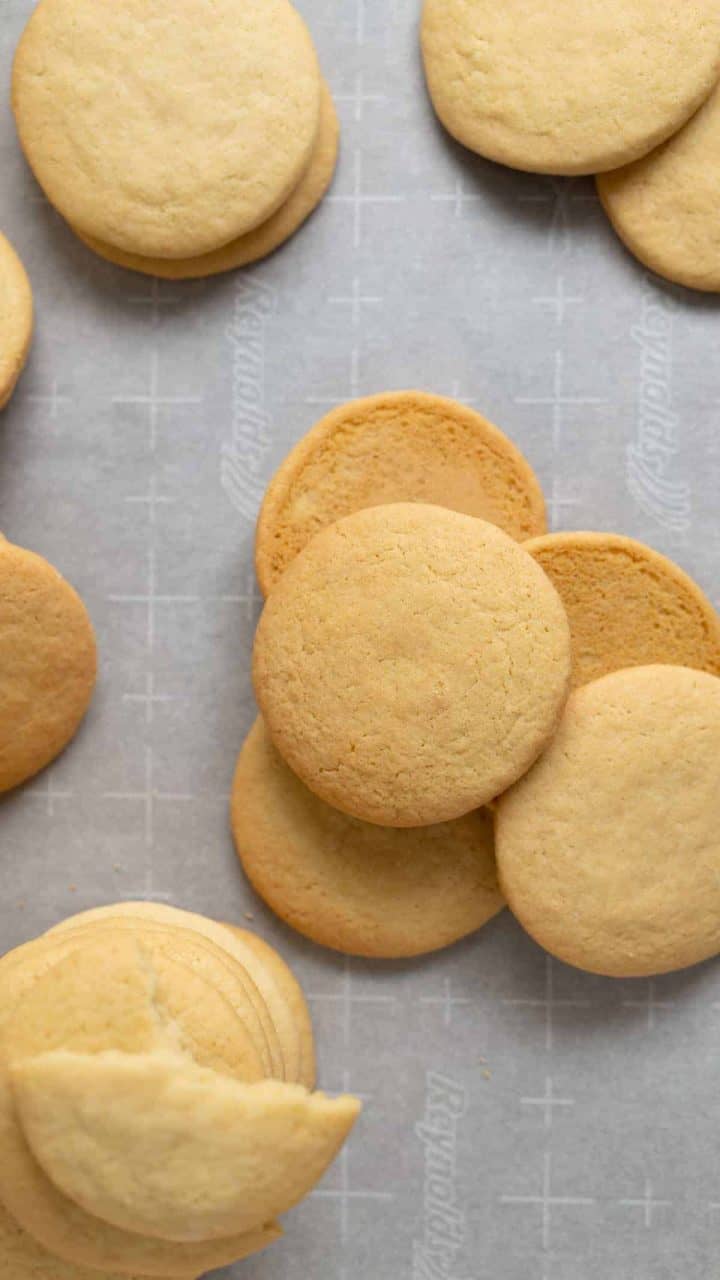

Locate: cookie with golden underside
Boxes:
[496,665,720,978]
[253,504,571,827]
[13,0,320,259]
[255,391,547,596]
[0,232,33,410]
[598,82,720,291]
[0,933,280,1275]
[0,1198,188,1280]
[525,532,720,687]
[74,83,339,279]
[421,0,720,175]
[232,719,504,958]
[0,540,96,792]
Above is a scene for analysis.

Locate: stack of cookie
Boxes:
[0,901,360,1278]
[231,390,720,978]
[11,0,338,280]
[421,0,720,291]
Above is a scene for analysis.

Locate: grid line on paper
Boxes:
[500,1151,595,1251]
[504,954,590,1053]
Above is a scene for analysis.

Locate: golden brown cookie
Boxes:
[496,665,720,978]
[13,0,321,258]
[74,83,339,279]
[232,719,504,958]
[598,81,720,291]
[0,232,33,410]
[254,503,571,826]
[255,391,547,595]
[0,540,97,792]
[0,1198,188,1280]
[525,532,720,687]
[421,0,720,175]
[0,934,280,1275]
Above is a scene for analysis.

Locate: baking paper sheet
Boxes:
[2,2,720,1277]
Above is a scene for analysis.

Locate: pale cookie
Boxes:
[48,903,294,1082]
[13,1051,359,1244]
[13,0,321,258]
[421,0,720,175]
[232,719,504,958]
[254,504,571,826]
[0,935,279,1276]
[45,916,274,1077]
[0,540,96,792]
[525,532,720,687]
[224,926,316,1090]
[255,391,547,596]
[598,82,720,291]
[0,232,33,410]
[496,665,720,978]
[74,83,339,279]
[0,1198,188,1280]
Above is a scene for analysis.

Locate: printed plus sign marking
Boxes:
[104,744,192,850]
[521,1077,575,1130]
[504,955,590,1052]
[127,277,179,328]
[500,1151,594,1250]
[123,672,181,728]
[546,475,581,532]
[420,979,472,1028]
[125,477,175,529]
[532,277,582,327]
[326,149,405,250]
[329,276,382,328]
[113,351,202,451]
[26,379,70,420]
[619,1180,672,1228]
[311,1145,394,1243]
[623,979,676,1030]
[335,74,386,123]
[520,179,598,254]
[448,381,477,405]
[109,546,200,651]
[307,955,397,1047]
[24,770,73,817]
[516,349,606,451]
[305,346,361,408]
[431,175,483,219]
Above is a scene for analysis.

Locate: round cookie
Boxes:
[0,1198,189,1280]
[525,532,720,687]
[12,0,321,258]
[0,232,33,410]
[598,81,720,291]
[0,540,97,792]
[253,504,572,826]
[421,0,720,175]
[74,83,339,279]
[0,934,280,1275]
[255,391,547,596]
[496,665,720,978]
[232,719,504,958]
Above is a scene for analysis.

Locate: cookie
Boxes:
[0,232,33,410]
[598,82,720,291]
[254,504,571,826]
[421,0,720,175]
[255,391,547,596]
[223,926,316,1090]
[74,83,339,279]
[496,665,720,978]
[13,1051,359,1244]
[525,532,720,687]
[0,1198,188,1280]
[13,0,321,259]
[0,935,280,1275]
[0,540,97,792]
[232,719,504,958]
